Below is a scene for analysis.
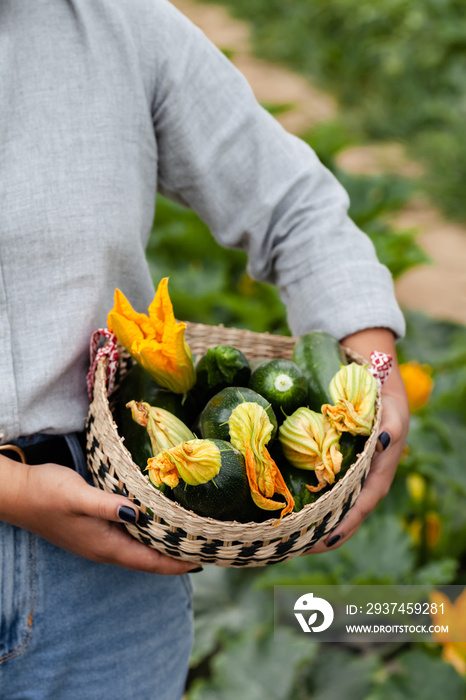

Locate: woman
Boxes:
[0,1,409,697]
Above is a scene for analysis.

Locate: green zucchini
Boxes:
[170,439,258,522]
[337,432,368,479]
[270,443,320,511]
[190,344,251,406]
[281,464,320,511]
[199,386,277,442]
[292,330,347,411]
[249,358,307,421]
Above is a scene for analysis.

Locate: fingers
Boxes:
[305,459,389,554]
[57,469,201,574]
[90,523,200,575]
[68,472,141,523]
[376,430,391,453]
[303,393,409,555]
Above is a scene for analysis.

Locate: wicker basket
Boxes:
[86,322,381,568]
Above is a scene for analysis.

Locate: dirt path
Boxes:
[171,0,466,326]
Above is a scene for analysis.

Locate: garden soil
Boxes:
[171,0,466,327]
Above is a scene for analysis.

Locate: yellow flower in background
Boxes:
[407,511,441,549]
[322,363,378,436]
[399,361,433,412]
[108,278,196,394]
[430,589,466,675]
[406,473,427,503]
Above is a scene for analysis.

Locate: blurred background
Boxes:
[150,2,466,697]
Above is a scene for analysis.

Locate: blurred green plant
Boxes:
[199,0,466,221]
[304,122,431,279]
[147,195,289,335]
[149,119,429,338]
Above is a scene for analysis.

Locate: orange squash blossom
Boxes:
[107,277,196,394]
[399,361,433,412]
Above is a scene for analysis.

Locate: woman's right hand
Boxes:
[0,455,199,575]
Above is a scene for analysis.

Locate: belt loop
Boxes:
[64,433,89,479]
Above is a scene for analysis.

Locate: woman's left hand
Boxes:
[304,327,410,554]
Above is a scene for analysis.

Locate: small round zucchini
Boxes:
[249,358,307,421]
[199,386,277,441]
[170,439,258,522]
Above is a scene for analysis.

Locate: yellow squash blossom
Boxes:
[407,511,441,549]
[406,473,427,503]
[228,402,295,522]
[400,361,433,412]
[147,439,221,489]
[279,407,343,492]
[126,401,194,456]
[107,277,196,394]
[430,589,466,675]
[322,363,377,435]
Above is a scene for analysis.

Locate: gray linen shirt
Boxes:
[0,0,404,443]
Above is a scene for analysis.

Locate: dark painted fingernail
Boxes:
[117,505,137,524]
[378,431,391,450]
[189,566,204,573]
[326,534,342,548]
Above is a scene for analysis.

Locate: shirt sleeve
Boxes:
[149,1,405,340]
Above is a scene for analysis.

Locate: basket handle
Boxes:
[86,328,120,399]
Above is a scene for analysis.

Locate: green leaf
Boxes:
[220,47,237,61]
[366,225,430,279]
[292,646,381,700]
[148,195,289,333]
[260,101,296,117]
[397,311,466,370]
[413,558,458,585]
[188,628,315,700]
[190,567,269,666]
[335,513,416,584]
[371,648,465,700]
[338,171,414,226]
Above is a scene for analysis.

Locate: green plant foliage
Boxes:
[369,648,465,700]
[260,100,296,117]
[398,310,466,371]
[198,0,466,220]
[189,630,314,700]
[303,126,431,280]
[291,647,381,700]
[188,566,315,698]
[148,194,289,334]
[189,567,267,667]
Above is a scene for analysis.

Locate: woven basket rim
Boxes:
[87,324,381,542]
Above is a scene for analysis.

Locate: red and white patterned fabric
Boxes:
[86,329,120,399]
[368,350,393,388]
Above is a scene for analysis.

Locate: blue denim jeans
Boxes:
[0,434,194,700]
